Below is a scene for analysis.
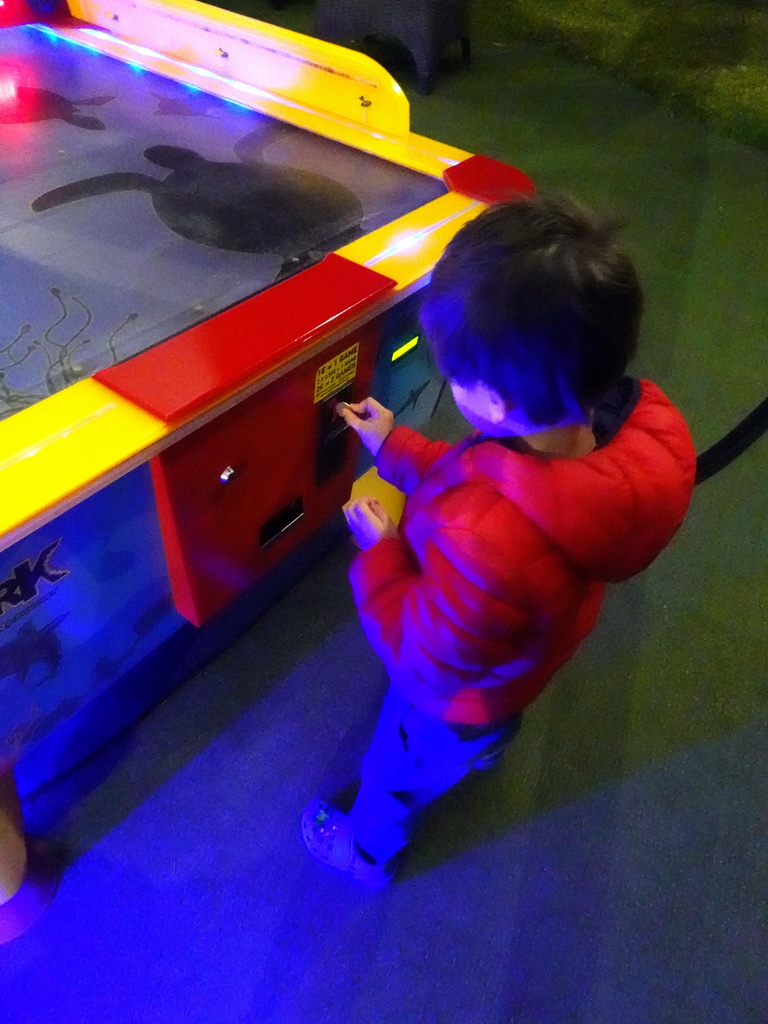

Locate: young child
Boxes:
[301,193,697,888]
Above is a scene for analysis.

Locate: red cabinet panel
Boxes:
[151,323,381,625]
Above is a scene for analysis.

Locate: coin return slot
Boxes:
[259,497,305,549]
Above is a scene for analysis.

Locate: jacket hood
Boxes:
[463,379,697,582]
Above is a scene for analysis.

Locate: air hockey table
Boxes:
[0,0,533,935]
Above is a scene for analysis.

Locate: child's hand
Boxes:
[344,497,398,550]
[337,398,394,457]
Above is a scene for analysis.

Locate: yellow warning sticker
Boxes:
[314,344,359,403]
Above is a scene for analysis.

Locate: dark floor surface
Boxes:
[1,4,766,1022]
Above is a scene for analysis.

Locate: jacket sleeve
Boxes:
[375,425,452,495]
[349,484,544,695]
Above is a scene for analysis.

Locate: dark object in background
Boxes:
[313,0,471,95]
[695,395,768,484]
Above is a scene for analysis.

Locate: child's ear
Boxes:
[484,385,511,425]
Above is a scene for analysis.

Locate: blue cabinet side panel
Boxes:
[0,464,183,764]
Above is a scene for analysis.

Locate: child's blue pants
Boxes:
[348,687,521,864]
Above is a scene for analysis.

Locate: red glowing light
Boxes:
[0,60,30,112]
[0,76,17,100]
[0,74,18,103]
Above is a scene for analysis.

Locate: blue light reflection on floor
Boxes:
[2,646,766,1024]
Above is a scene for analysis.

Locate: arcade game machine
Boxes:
[0,0,534,938]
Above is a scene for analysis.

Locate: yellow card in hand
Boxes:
[345,466,406,526]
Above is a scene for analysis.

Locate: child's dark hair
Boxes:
[420,193,643,425]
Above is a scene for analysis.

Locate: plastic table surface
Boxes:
[0,23,446,423]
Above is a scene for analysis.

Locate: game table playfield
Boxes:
[0,0,533,938]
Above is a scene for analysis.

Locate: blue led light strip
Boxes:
[26,23,460,167]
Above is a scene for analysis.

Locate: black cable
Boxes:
[429,377,449,420]
[695,397,768,485]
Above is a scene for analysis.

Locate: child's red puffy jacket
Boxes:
[349,379,697,725]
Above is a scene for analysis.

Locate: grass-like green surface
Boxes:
[509,0,768,151]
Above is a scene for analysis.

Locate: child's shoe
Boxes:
[301,799,396,889]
